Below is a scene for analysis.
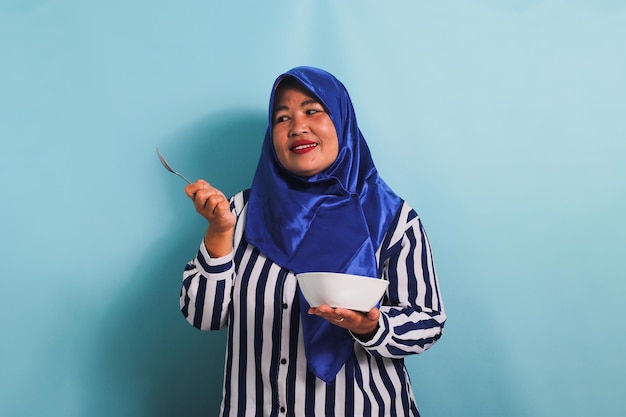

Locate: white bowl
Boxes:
[296,272,389,312]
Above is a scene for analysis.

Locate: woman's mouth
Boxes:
[291,141,318,153]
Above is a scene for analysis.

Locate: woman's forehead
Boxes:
[273,79,323,110]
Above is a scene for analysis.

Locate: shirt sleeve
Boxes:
[180,241,234,331]
[179,192,247,331]
[355,203,447,358]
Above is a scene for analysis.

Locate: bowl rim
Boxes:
[296,271,389,284]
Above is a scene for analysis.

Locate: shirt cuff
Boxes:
[352,313,389,348]
[194,240,234,276]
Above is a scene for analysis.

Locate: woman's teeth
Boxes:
[292,143,317,151]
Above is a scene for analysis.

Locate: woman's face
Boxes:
[272,82,339,177]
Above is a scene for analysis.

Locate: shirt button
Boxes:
[280,358,287,365]
[280,406,286,413]
[282,303,288,309]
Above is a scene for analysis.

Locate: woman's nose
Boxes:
[289,114,308,136]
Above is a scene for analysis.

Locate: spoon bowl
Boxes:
[156,147,191,184]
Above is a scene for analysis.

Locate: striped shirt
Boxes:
[181,190,446,417]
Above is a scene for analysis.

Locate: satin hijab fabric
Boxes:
[245,66,403,382]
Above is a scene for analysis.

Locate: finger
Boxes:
[308,306,343,323]
[192,187,223,209]
[184,183,197,199]
[202,194,228,213]
[314,304,335,315]
[212,199,232,219]
[185,180,210,199]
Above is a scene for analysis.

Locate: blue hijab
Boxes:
[245,66,403,382]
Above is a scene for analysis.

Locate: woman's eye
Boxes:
[275,115,289,123]
[306,109,321,115]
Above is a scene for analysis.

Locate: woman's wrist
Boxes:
[352,323,379,342]
[204,225,234,258]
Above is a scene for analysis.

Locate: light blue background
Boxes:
[1,1,624,416]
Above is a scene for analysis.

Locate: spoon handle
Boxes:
[174,172,192,184]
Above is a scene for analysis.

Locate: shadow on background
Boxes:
[91,110,266,417]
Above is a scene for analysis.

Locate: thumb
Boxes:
[367,307,380,321]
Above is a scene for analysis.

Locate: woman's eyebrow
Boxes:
[300,98,320,107]
[274,104,289,113]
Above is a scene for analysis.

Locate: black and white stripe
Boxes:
[181,191,446,417]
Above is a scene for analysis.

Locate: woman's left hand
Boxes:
[308,305,380,339]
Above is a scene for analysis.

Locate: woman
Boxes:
[181,66,446,416]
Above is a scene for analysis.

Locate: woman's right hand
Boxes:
[185,180,236,233]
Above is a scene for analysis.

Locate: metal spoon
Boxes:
[156,147,191,184]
